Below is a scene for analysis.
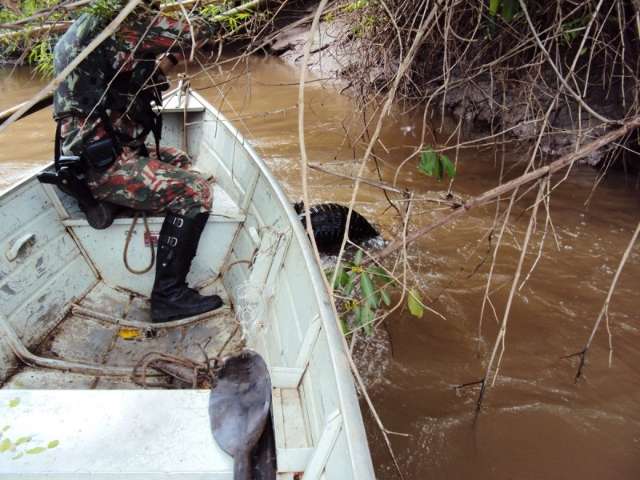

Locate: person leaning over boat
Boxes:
[53,0,222,323]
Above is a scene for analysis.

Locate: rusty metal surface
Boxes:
[4,281,243,390]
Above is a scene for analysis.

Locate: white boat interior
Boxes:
[0,90,375,478]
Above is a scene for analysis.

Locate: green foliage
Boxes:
[224,11,252,32]
[488,0,519,22]
[331,250,392,335]
[84,0,122,20]
[342,0,375,36]
[0,9,20,24]
[202,2,232,18]
[418,146,456,181]
[322,11,336,23]
[343,0,370,13]
[200,2,255,33]
[0,439,10,453]
[351,15,375,37]
[0,0,55,24]
[27,39,54,78]
[407,289,424,318]
[14,437,31,446]
[200,2,226,19]
[561,17,588,46]
[330,250,426,336]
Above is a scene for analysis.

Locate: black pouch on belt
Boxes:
[83,138,119,171]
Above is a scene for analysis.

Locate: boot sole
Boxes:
[152,300,224,324]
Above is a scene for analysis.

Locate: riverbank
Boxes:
[265,2,638,168]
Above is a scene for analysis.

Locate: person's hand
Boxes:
[157,52,183,74]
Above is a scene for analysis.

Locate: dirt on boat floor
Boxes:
[3,282,243,390]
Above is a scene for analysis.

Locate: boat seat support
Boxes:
[302,410,343,480]
[270,316,321,390]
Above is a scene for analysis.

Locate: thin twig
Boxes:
[568,220,640,381]
[476,181,545,410]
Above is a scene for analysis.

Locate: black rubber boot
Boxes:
[151,212,223,323]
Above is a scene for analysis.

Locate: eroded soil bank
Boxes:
[1,58,640,479]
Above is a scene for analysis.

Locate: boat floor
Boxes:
[2,281,244,390]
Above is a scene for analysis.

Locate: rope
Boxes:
[123,212,155,275]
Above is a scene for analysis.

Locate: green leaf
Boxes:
[369,266,392,283]
[353,305,362,326]
[2,426,9,432]
[331,266,344,289]
[435,156,443,179]
[8,398,20,408]
[501,0,517,21]
[418,149,438,177]
[26,447,46,455]
[358,304,375,335]
[419,147,458,181]
[11,452,23,460]
[408,289,424,318]
[440,154,456,179]
[489,0,500,16]
[339,316,349,335]
[339,272,350,289]
[14,437,31,446]
[343,271,356,295]
[420,149,443,179]
[353,250,364,265]
[360,272,378,309]
[380,288,391,306]
[47,440,59,449]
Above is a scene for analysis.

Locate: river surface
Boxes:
[1,58,639,479]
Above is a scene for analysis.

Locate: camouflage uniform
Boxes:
[60,115,212,218]
[55,8,215,218]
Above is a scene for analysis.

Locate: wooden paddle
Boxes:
[0,93,53,128]
[209,350,272,480]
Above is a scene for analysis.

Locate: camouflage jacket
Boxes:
[55,6,215,155]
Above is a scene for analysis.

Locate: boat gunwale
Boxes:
[188,89,375,477]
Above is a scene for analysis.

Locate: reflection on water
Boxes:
[1,58,639,479]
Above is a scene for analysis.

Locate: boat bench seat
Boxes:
[54,183,245,226]
[38,182,245,297]
[0,389,234,479]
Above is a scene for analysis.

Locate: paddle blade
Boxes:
[209,350,271,459]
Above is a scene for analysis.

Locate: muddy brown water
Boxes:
[1,58,639,479]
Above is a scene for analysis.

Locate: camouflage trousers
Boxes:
[59,115,211,219]
[86,145,212,219]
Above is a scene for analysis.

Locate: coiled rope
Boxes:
[123,212,155,274]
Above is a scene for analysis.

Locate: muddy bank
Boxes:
[267,16,630,167]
